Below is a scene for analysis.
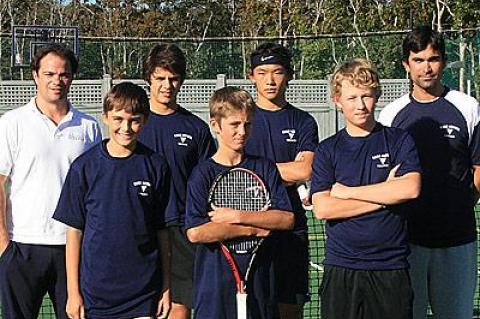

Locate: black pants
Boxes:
[0,242,68,319]
[169,226,195,308]
[275,233,310,305]
[320,265,413,319]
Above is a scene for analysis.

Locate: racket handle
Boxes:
[297,183,313,210]
[297,183,309,200]
[236,292,247,319]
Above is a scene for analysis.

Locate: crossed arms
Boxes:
[187,207,294,244]
[313,165,421,220]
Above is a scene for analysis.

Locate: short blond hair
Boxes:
[330,58,382,99]
[209,86,255,122]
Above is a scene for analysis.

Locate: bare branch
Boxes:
[349,0,369,60]
[196,11,214,52]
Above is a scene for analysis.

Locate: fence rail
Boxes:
[0,75,411,140]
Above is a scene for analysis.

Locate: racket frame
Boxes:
[207,167,271,318]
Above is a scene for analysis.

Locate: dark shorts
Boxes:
[169,226,195,308]
[320,265,413,319]
[0,242,68,319]
[275,232,310,305]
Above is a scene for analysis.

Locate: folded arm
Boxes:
[276,151,314,184]
[187,222,269,244]
[313,165,421,220]
[312,191,383,220]
[208,207,294,230]
[331,170,421,205]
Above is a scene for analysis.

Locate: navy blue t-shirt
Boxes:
[244,104,319,234]
[379,88,480,247]
[185,156,292,319]
[53,141,170,319]
[139,107,216,226]
[311,124,421,270]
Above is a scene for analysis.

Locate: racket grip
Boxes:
[236,292,248,319]
[297,183,309,200]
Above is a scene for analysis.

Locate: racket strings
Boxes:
[215,170,267,211]
[212,170,269,254]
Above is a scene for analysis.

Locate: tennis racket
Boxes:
[208,167,271,319]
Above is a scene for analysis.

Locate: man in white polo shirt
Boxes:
[0,44,101,319]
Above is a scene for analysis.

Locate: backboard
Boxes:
[12,25,79,68]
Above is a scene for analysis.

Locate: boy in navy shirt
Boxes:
[245,43,319,318]
[185,87,294,319]
[53,82,171,319]
[139,43,216,319]
[311,59,421,319]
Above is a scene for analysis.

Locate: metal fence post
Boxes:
[99,74,112,136]
[216,74,226,90]
[326,76,339,133]
[102,73,112,97]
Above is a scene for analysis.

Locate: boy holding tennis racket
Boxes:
[311,59,422,319]
[53,82,171,319]
[185,86,295,319]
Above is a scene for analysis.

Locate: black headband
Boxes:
[250,53,291,71]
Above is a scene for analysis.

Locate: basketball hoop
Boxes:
[11,25,80,68]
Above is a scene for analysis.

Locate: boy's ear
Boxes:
[101,113,109,126]
[332,96,343,112]
[248,70,255,83]
[210,118,221,134]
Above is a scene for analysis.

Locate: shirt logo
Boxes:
[440,124,460,139]
[54,132,85,141]
[281,129,297,142]
[371,153,390,168]
[174,133,193,146]
[67,133,85,141]
[260,55,274,62]
[133,180,151,197]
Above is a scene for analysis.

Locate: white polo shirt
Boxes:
[0,98,102,245]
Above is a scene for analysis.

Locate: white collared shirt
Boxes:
[0,98,102,245]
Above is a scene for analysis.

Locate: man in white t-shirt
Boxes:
[0,44,101,319]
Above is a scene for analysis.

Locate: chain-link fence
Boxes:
[2,30,480,95]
